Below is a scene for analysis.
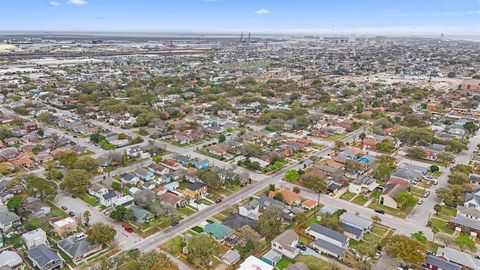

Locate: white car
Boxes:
[418,199,423,205]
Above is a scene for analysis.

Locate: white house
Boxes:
[239,199,260,220]
[22,228,48,249]
[271,230,299,259]
[99,190,120,207]
[348,175,378,195]
[88,183,109,199]
[464,188,480,210]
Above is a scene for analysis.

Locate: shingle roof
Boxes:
[27,244,61,268]
[222,213,257,230]
[0,211,20,224]
[426,255,462,270]
[187,182,206,191]
[57,234,101,260]
[309,224,349,245]
[313,238,346,256]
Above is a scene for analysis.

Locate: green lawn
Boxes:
[305,216,321,227]
[363,232,382,243]
[46,201,68,218]
[368,202,409,218]
[340,191,356,201]
[191,226,204,233]
[178,207,197,216]
[178,182,189,190]
[161,236,184,255]
[78,193,99,207]
[429,218,454,234]
[276,257,295,270]
[431,171,442,178]
[372,224,389,236]
[372,190,382,199]
[435,205,457,220]
[352,195,369,206]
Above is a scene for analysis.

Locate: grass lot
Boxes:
[276,257,295,270]
[429,218,454,234]
[352,195,369,206]
[372,224,389,236]
[431,171,442,178]
[305,216,321,227]
[191,226,204,233]
[435,205,457,220]
[178,182,190,191]
[78,193,99,207]
[161,236,184,255]
[410,187,426,197]
[295,255,329,270]
[178,207,197,216]
[46,201,68,218]
[325,133,348,141]
[372,190,382,199]
[340,191,356,201]
[368,202,411,218]
[363,232,382,243]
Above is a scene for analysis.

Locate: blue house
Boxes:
[338,150,358,160]
[261,249,283,266]
[193,159,210,169]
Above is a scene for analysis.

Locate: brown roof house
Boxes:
[379,181,408,209]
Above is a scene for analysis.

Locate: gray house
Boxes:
[0,210,21,232]
[57,233,102,261]
[27,244,63,270]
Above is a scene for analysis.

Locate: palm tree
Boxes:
[83,210,91,225]
[301,174,328,214]
[432,226,439,244]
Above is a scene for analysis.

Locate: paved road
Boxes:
[406,131,480,225]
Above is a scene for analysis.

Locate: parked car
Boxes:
[423,191,430,198]
[296,244,307,251]
[374,209,385,214]
[124,225,133,233]
[433,180,438,185]
[418,199,423,205]
[171,221,179,227]
[215,198,222,203]
[68,211,75,217]
[61,206,68,210]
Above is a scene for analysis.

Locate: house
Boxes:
[27,200,51,218]
[380,181,408,209]
[0,210,21,232]
[306,224,348,259]
[448,206,480,236]
[22,228,48,249]
[129,205,155,224]
[258,196,291,215]
[88,183,108,199]
[340,212,373,231]
[113,195,135,208]
[426,255,462,270]
[357,155,375,166]
[158,192,186,208]
[164,181,180,192]
[221,249,241,266]
[271,230,299,259]
[51,217,78,237]
[261,249,283,266]
[268,189,301,206]
[204,223,233,242]
[27,244,63,270]
[239,199,260,220]
[362,138,379,150]
[133,168,155,181]
[12,156,35,169]
[183,182,207,198]
[57,233,102,261]
[161,159,181,171]
[0,250,23,269]
[348,175,378,195]
[99,190,119,207]
[120,172,140,185]
[391,163,427,184]
[148,163,170,175]
[463,188,480,210]
[302,199,318,210]
[238,255,273,270]
[436,246,480,269]
[222,213,257,230]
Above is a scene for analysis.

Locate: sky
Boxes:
[0,0,479,35]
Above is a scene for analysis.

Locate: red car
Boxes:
[124,225,133,233]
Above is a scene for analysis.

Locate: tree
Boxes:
[7,195,25,214]
[244,143,263,157]
[0,127,14,140]
[446,139,468,153]
[334,141,345,153]
[48,167,64,180]
[218,133,226,143]
[359,133,366,140]
[36,112,55,124]
[433,204,441,215]
[376,140,396,152]
[86,223,116,247]
[198,169,221,192]
[257,205,285,240]
[437,152,455,166]
[26,176,57,201]
[58,152,78,168]
[407,147,427,159]
[238,225,265,257]
[430,165,440,173]
[187,234,220,267]
[111,182,122,191]
[73,157,99,174]
[83,210,91,225]
[61,169,91,195]
[90,133,106,144]
[455,234,476,252]
[284,170,299,182]
[464,122,478,134]
[381,234,426,266]
[110,205,127,221]
[301,173,328,213]
[437,185,467,207]
[374,162,391,183]
[411,231,427,243]
[431,226,439,243]
[395,192,416,210]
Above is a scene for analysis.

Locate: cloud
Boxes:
[49,1,60,6]
[68,0,87,5]
[255,8,270,15]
